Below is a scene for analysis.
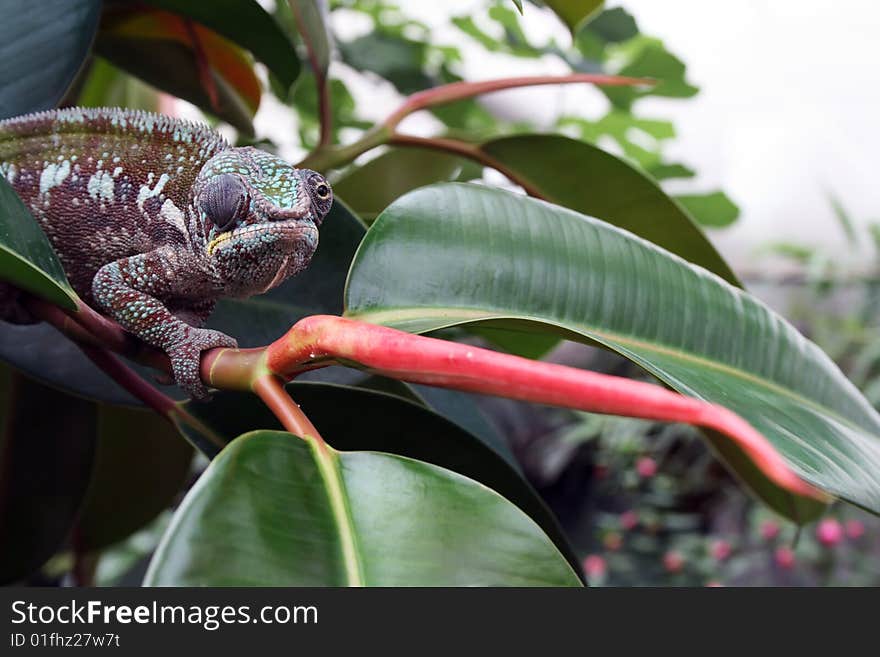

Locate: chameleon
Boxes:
[0,107,332,399]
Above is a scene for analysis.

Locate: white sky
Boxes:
[254,0,880,271]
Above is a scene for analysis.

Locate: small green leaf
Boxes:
[511,0,524,14]
[545,0,604,35]
[0,0,101,119]
[0,177,77,311]
[138,0,300,89]
[675,191,740,228]
[145,431,581,586]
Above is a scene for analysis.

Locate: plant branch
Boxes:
[26,296,171,374]
[384,73,651,130]
[388,133,547,198]
[252,373,324,445]
[76,344,178,418]
[203,314,826,502]
[296,73,648,171]
[289,0,332,147]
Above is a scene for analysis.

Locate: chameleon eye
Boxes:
[315,183,331,200]
[200,173,250,231]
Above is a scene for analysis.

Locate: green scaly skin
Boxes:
[0,107,333,399]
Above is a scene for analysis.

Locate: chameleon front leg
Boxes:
[91,247,236,399]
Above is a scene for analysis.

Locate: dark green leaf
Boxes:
[0,0,101,119]
[587,7,638,43]
[339,32,431,94]
[345,183,880,520]
[0,366,97,583]
[138,0,300,89]
[333,148,463,222]
[93,38,256,135]
[145,431,581,586]
[0,177,77,310]
[481,134,740,285]
[74,406,193,552]
[176,381,579,575]
[545,0,604,35]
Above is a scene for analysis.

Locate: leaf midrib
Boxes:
[308,438,365,587]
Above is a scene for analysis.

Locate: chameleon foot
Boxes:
[168,328,238,400]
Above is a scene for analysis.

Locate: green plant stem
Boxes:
[296,124,390,171]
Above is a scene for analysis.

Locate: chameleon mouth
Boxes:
[207,219,317,257]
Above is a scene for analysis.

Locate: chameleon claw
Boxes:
[168,327,238,400]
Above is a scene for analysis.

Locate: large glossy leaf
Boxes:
[0,366,97,583]
[74,406,193,552]
[481,135,740,285]
[145,431,581,586]
[137,0,300,89]
[0,177,77,311]
[345,183,880,520]
[0,0,101,119]
[174,382,578,564]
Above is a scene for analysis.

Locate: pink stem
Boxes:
[385,73,651,128]
[258,315,825,501]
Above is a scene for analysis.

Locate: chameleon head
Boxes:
[194,148,332,296]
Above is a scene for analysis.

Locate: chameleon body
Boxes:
[0,107,332,398]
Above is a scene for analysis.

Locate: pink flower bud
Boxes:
[619,510,639,531]
[775,546,795,569]
[760,519,780,540]
[663,550,684,573]
[845,519,865,540]
[636,457,657,478]
[816,518,843,547]
[583,554,606,579]
[710,539,732,561]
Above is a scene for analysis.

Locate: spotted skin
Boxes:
[0,107,332,398]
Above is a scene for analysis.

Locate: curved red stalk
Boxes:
[385,73,652,128]
[256,315,825,501]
